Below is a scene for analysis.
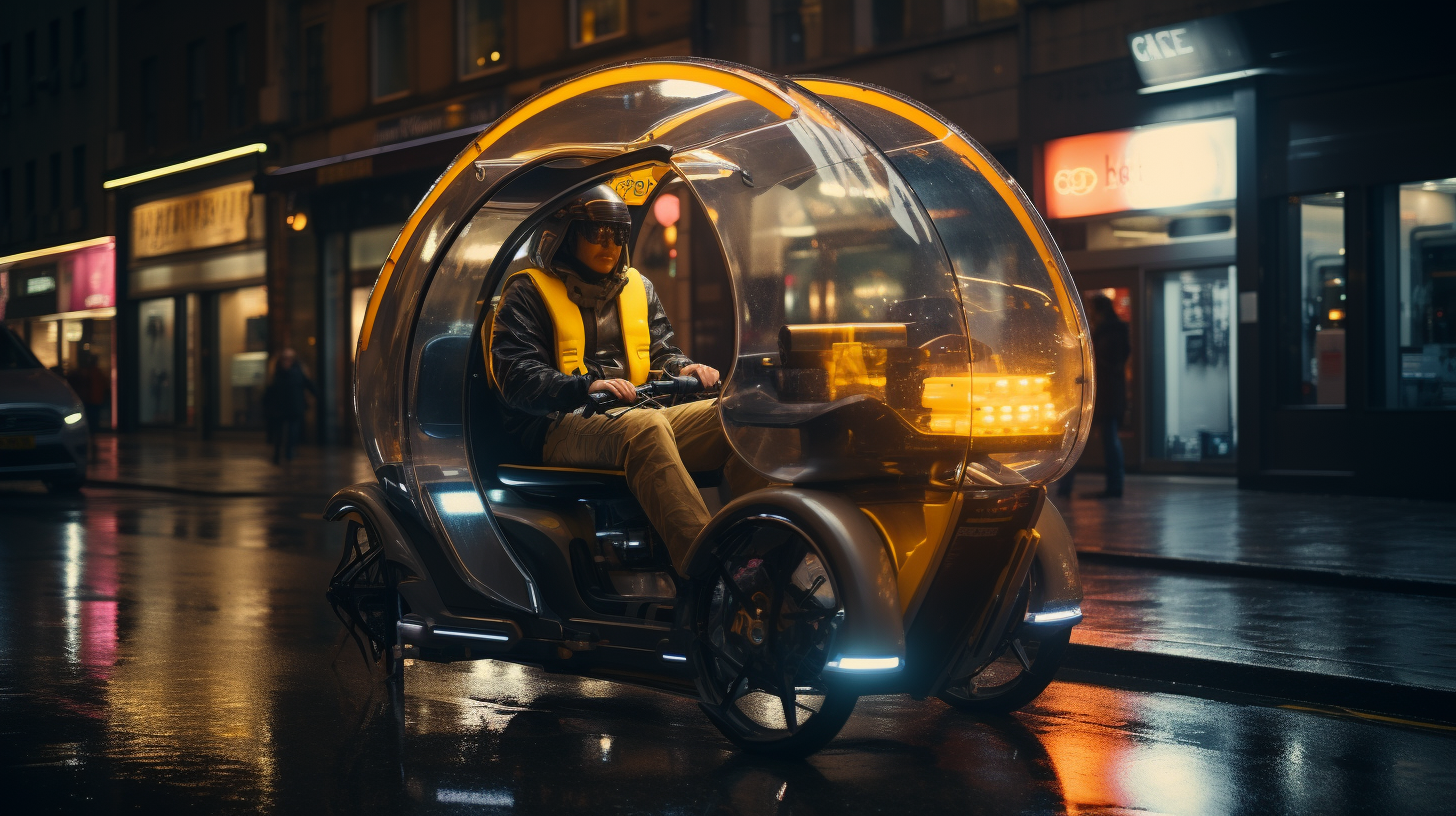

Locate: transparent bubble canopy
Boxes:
[354,59,1090,500]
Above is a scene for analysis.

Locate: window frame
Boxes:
[370,0,412,104]
[568,0,628,49]
[456,0,509,81]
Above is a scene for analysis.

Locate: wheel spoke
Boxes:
[779,669,799,734]
[1010,638,1032,672]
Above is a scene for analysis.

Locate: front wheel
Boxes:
[938,627,1070,715]
[691,513,857,758]
[939,565,1073,715]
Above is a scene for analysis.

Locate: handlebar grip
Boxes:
[652,375,707,396]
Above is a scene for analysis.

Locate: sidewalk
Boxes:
[1054,475,1456,722]
[81,436,1456,722]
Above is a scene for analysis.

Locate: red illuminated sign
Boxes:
[1043,118,1236,219]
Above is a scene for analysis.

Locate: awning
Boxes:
[255,124,491,194]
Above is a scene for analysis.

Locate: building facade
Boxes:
[0,1,119,428]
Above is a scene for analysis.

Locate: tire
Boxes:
[691,512,858,758]
[937,627,1069,715]
[937,568,1071,715]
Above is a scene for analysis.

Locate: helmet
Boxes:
[530,184,632,271]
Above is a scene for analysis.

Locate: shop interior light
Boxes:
[103,143,268,189]
[287,212,309,231]
[0,236,114,267]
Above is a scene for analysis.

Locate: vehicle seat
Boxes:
[497,464,721,500]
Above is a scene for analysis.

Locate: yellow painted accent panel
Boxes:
[796,78,1080,330]
[610,164,673,205]
[619,269,652,385]
[860,497,958,612]
[360,63,797,351]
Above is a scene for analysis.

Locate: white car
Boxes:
[0,326,89,493]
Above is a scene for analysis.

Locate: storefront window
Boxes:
[216,286,268,428]
[29,319,59,370]
[138,297,176,425]
[1280,192,1346,406]
[1147,267,1237,461]
[458,0,506,78]
[348,223,402,361]
[1394,179,1456,408]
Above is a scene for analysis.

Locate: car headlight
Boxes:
[64,412,84,425]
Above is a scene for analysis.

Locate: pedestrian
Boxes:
[264,348,317,465]
[1057,294,1130,499]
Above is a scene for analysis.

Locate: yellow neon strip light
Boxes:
[103,143,268,189]
[795,79,1079,324]
[0,236,114,266]
[359,63,797,351]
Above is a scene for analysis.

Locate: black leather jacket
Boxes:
[491,269,692,452]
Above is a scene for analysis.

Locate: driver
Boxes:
[488,184,758,571]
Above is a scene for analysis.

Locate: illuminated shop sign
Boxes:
[1042,118,1236,220]
[131,181,256,260]
[1127,15,1255,91]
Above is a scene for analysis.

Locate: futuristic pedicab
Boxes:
[326,58,1093,758]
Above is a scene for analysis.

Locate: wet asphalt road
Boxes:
[4,485,1456,815]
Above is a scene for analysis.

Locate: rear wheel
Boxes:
[327,518,404,684]
[691,514,857,758]
[938,571,1070,715]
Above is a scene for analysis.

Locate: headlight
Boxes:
[64,412,84,425]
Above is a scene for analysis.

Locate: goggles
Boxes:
[579,221,630,247]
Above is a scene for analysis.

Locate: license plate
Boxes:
[0,435,36,450]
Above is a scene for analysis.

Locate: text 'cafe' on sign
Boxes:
[1042,118,1237,220]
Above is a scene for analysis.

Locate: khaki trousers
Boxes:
[542,399,760,572]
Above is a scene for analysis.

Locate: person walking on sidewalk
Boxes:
[1058,294,1130,499]
[265,348,317,465]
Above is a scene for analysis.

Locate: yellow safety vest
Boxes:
[484,267,652,387]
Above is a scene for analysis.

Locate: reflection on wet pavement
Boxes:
[3,486,1456,815]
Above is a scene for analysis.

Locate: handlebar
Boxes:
[583,375,714,417]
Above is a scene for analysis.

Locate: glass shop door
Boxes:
[1144,265,1238,470]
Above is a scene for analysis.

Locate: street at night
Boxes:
[3,439,1455,814]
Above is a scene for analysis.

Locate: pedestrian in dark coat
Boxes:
[1057,294,1130,498]
[264,348,316,464]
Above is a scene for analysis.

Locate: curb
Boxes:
[1076,549,1456,598]
[1064,643,1456,726]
